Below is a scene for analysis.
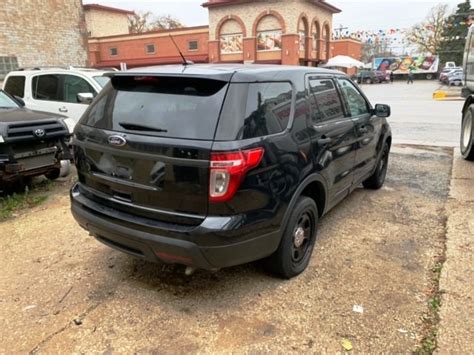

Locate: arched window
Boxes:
[298,16,309,55]
[219,19,244,55]
[256,15,283,52]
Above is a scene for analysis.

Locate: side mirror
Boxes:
[77,92,94,104]
[14,96,25,107]
[374,104,391,118]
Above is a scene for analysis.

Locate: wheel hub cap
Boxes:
[294,227,305,248]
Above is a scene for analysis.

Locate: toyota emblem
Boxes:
[34,128,46,138]
[108,135,127,147]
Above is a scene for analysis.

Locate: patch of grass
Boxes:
[0,191,48,220]
[414,257,447,354]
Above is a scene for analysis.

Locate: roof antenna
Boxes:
[169,35,194,66]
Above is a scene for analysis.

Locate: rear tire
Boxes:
[426,74,434,80]
[461,108,474,161]
[363,142,390,190]
[264,196,318,279]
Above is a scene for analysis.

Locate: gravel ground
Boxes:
[0,145,452,353]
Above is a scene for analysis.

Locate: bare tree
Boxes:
[406,4,448,54]
[128,11,154,34]
[153,15,184,30]
[129,12,184,34]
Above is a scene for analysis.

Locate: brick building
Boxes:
[84,3,134,38]
[0,0,88,79]
[87,0,362,69]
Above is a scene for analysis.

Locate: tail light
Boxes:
[209,147,264,203]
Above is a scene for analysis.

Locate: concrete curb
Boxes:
[436,149,474,353]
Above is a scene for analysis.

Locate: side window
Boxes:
[308,78,344,123]
[336,78,370,117]
[63,75,95,104]
[32,74,62,101]
[4,75,26,98]
[241,82,292,139]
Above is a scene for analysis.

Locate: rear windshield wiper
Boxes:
[119,122,168,133]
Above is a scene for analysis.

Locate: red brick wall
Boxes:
[89,29,209,68]
[332,39,362,60]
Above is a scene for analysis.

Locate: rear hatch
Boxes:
[74,75,229,225]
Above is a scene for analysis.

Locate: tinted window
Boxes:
[32,74,62,101]
[4,75,25,98]
[308,78,344,123]
[63,75,95,103]
[81,76,228,140]
[110,47,118,56]
[216,82,292,140]
[336,78,369,116]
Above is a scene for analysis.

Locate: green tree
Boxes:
[438,0,474,65]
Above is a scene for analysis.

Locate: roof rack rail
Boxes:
[16,66,103,71]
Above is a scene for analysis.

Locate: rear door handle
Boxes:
[317,136,332,146]
[59,106,68,113]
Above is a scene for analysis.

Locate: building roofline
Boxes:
[83,3,135,15]
[202,0,341,13]
[88,25,210,41]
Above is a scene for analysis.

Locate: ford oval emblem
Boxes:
[108,135,127,147]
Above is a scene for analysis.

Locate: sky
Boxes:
[83,0,465,30]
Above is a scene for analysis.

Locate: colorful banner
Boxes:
[373,55,439,73]
[257,31,282,51]
[220,34,243,54]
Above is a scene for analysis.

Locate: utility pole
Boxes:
[334,24,349,39]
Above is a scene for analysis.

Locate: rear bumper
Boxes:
[70,183,281,270]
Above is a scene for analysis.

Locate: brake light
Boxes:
[209,148,264,203]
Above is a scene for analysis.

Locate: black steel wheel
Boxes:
[264,196,318,279]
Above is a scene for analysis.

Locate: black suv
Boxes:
[70,64,392,279]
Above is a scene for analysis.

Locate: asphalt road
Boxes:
[0,146,452,353]
[362,81,464,147]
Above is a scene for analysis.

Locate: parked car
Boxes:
[0,89,73,189]
[70,64,392,279]
[448,71,464,86]
[2,67,110,128]
[354,70,387,84]
[439,67,463,83]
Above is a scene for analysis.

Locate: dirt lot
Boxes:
[0,145,453,353]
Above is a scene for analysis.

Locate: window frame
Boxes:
[187,40,199,52]
[31,73,63,102]
[109,47,118,57]
[145,43,156,55]
[306,74,347,125]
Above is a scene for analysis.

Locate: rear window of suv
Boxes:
[81,76,228,140]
